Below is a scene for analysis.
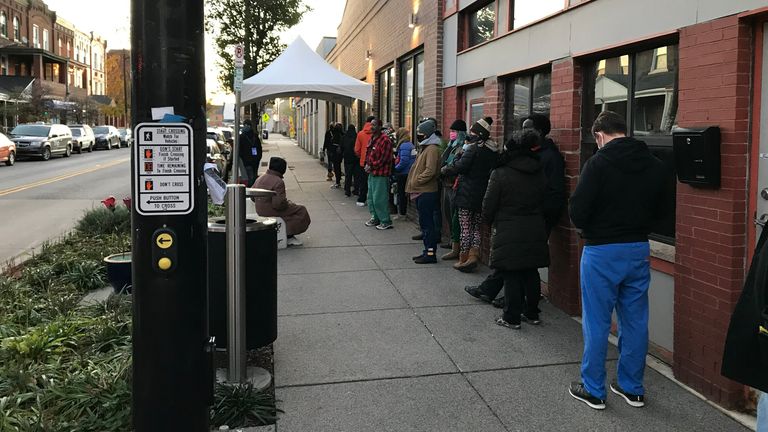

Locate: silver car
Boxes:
[69,124,95,153]
[10,123,73,161]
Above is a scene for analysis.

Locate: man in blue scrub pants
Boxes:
[568,111,666,410]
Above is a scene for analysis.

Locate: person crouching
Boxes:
[251,157,311,247]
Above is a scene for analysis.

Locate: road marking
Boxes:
[0,157,130,197]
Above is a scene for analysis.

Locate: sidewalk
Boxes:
[264,134,749,431]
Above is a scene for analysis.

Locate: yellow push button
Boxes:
[158,257,172,271]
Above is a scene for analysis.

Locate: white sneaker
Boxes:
[287,237,303,247]
[355,202,366,207]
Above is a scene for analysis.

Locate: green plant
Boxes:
[211,382,282,427]
[208,199,226,218]
[60,262,107,293]
[75,207,131,237]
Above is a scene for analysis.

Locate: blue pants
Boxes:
[580,242,650,400]
[416,192,439,252]
[759,392,768,432]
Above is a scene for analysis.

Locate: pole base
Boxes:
[216,367,272,391]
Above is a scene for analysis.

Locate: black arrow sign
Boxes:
[158,237,172,245]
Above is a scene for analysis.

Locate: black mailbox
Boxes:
[672,126,721,187]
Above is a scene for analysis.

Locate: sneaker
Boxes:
[392,215,407,221]
[464,286,493,304]
[569,382,606,410]
[286,236,303,247]
[376,223,394,230]
[356,202,366,207]
[330,184,340,189]
[492,296,505,309]
[610,382,645,407]
[495,316,521,329]
[521,314,541,325]
[364,218,380,227]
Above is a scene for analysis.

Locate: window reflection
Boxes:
[469,2,496,48]
[593,55,629,122]
[634,45,678,135]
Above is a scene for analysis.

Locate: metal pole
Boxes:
[225,184,247,382]
[232,91,240,184]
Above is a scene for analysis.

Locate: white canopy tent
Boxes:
[240,37,373,106]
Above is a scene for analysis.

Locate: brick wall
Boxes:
[546,58,583,316]
[673,15,752,408]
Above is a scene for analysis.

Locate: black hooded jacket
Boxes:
[535,138,566,224]
[569,136,665,246]
[342,127,358,161]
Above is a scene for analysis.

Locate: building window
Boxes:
[0,13,7,38]
[67,41,70,58]
[583,43,679,243]
[1,56,7,75]
[510,0,564,30]
[43,29,49,51]
[503,69,551,143]
[377,66,394,124]
[12,16,18,40]
[466,1,496,48]
[58,38,62,55]
[398,50,425,133]
[33,25,39,48]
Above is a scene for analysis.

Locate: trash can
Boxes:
[208,216,278,349]
[262,129,269,140]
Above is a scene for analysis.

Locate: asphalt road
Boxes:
[0,147,132,265]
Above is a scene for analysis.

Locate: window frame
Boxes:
[43,28,48,51]
[377,65,394,125]
[32,25,39,48]
[12,16,18,41]
[0,13,7,39]
[581,39,679,244]
[502,67,552,143]
[462,0,497,50]
[397,48,425,134]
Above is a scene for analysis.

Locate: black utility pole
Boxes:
[131,0,210,430]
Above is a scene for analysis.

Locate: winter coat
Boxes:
[394,141,416,175]
[355,122,373,167]
[342,129,358,161]
[239,128,262,165]
[322,129,333,154]
[443,139,502,211]
[535,138,566,225]
[569,136,666,245]
[482,151,549,271]
[405,134,441,194]
[441,133,466,187]
[721,225,768,392]
[251,169,311,236]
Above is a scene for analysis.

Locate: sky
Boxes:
[43,0,347,104]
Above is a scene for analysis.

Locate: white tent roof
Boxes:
[241,37,372,106]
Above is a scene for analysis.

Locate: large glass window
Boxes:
[378,67,394,124]
[583,44,679,243]
[400,58,413,132]
[415,53,424,128]
[0,13,7,38]
[504,70,551,143]
[33,25,39,48]
[12,17,18,40]
[511,0,564,30]
[43,29,49,51]
[467,1,496,48]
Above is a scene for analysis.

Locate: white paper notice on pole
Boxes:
[234,67,243,91]
[134,123,194,216]
[151,107,175,120]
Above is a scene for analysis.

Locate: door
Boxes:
[751,22,768,259]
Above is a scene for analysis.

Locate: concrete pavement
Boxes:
[264,134,751,432]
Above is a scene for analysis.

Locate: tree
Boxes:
[106,50,131,125]
[206,0,310,94]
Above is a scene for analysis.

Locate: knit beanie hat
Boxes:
[417,118,437,137]
[470,117,493,140]
[268,157,287,175]
[449,119,467,132]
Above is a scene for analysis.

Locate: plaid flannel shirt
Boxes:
[365,133,394,177]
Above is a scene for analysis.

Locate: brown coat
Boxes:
[251,170,311,236]
[405,140,441,194]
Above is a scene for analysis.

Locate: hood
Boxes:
[533,137,556,152]
[480,138,502,153]
[95,133,110,138]
[11,135,46,142]
[420,133,441,146]
[597,136,655,173]
[361,122,373,136]
[506,152,542,174]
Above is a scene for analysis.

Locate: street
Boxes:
[0,148,131,265]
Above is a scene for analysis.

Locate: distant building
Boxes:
[207,104,224,127]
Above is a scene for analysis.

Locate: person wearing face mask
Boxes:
[363,118,395,230]
[439,119,467,260]
[567,111,665,411]
[406,118,443,263]
[441,117,502,272]
[393,127,416,219]
[239,119,263,185]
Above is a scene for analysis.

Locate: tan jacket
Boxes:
[405,139,441,194]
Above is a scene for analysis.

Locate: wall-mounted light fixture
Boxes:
[365,49,372,61]
[409,13,418,28]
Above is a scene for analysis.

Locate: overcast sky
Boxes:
[43,0,347,103]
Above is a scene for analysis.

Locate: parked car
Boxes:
[118,128,133,147]
[93,126,121,150]
[0,132,16,166]
[10,123,73,161]
[206,138,228,177]
[69,124,95,153]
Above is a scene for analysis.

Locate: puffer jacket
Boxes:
[443,139,501,211]
[482,151,549,271]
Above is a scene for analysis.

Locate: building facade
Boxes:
[90,31,105,96]
[441,0,768,410]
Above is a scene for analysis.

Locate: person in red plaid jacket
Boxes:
[363,118,395,230]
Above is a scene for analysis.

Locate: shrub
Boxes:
[211,382,282,427]
[75,207,131,237]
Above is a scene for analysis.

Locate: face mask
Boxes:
[449,131,458,141]
[416,134,425,142]
[462,143,471,151]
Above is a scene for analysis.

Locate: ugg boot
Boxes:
[441,242,460,261]
[453,251,469,269]
[456,247,480,273]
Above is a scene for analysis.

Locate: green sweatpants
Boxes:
[367,175,391,224]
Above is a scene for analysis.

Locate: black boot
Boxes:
[414,249,437,264]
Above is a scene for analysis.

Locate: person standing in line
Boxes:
[323,123,335,181]
[482,129,549,329]
[439,119,467,260]
[393,127,416,220]
[441,117,502,272]
[239,119,263,185]
[406,119,442,264]
[329,123,344,189]
[355,116,375,207]
[342,124,359,197]
[363,118,394,230]
[568,111,665,410]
